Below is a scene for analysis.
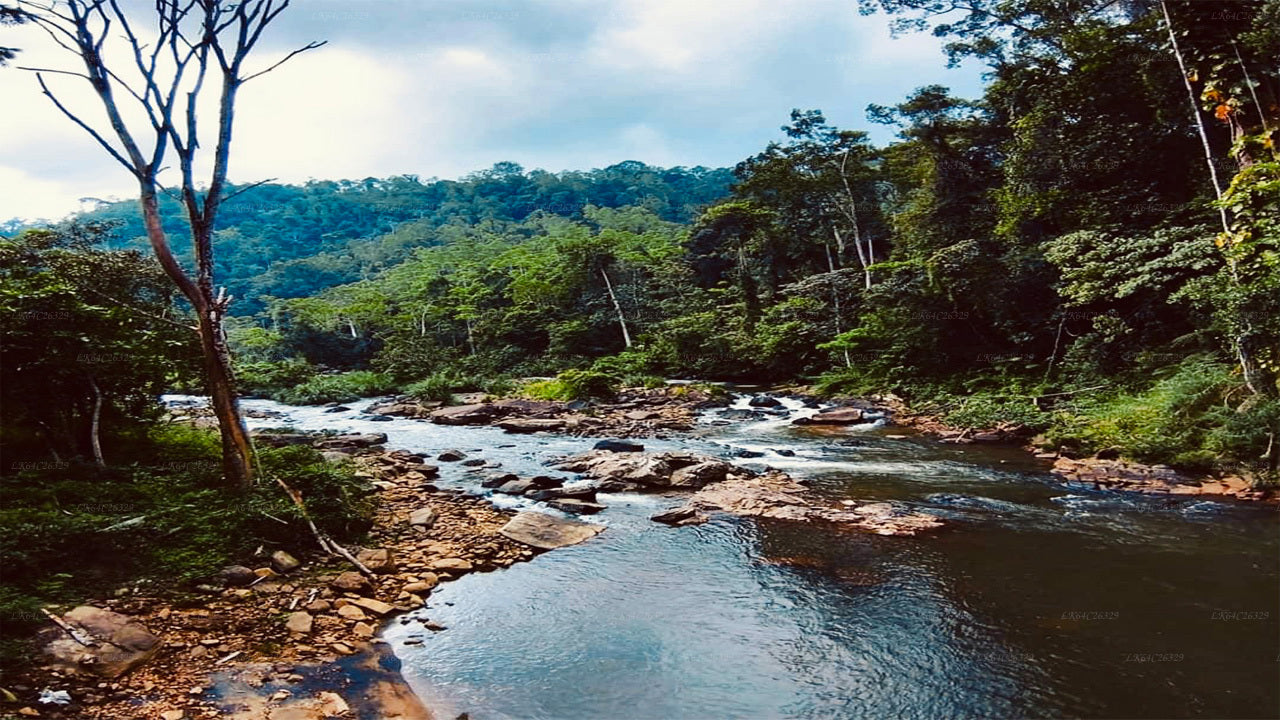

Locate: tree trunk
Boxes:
[599,268,633,349]
[198,308,256,490]
[1238,335,1280,400]
[88,377,105,468]
[140,190,254,490]
[1161,0,1277,399]
[1160,0,1230,234]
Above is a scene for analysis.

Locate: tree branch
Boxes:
[32,73,138,176]
[241,40,325,82]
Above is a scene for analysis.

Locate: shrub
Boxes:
[1044,359,1237,468]
[276,370,398,405]
[236,357,317,397]
[941,393,1053,431]
[524,369,619,401]
[405,374,461,403]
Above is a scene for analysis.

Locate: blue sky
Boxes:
[0,0,984,221]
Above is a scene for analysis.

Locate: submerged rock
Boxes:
[593,439,645,453]
[499,511,605,550]
[651,505,709,526]
[546,498,608,514]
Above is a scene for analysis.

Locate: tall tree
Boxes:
[17,0,324,489]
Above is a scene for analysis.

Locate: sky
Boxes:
[0,0,984,223]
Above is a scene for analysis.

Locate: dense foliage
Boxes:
[21,163,734,314]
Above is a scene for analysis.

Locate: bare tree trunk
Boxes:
[599,268,633,348]
[140,190,254,490]
[198,309,255,489]
[826,244,851,368]
[1160,0,1229,234]
[835,226,872,291]
[88,377,105,469]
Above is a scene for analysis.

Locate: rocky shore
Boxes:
[788,389,1278,504]
[362,385,726,439]
[550,447,944,536]
[4,431,603,720]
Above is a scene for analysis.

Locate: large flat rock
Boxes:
[499,511,604,550]
[40,606,161,678]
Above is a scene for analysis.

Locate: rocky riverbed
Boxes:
[4,431,604,720]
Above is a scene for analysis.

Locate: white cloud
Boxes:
[0,0,983,222]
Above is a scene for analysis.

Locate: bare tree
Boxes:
[17,0,324,489]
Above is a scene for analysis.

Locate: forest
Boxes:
[1,1,1278,714]
[6,0,1279,476]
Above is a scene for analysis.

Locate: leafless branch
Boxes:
[219,177,276,203]
[242,40,325,82]
[33,73,138,175]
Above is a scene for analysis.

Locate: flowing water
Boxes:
[218,395,1279,719]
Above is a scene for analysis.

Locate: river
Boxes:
[232,394,1280,719]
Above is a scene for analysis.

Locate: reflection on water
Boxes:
[215,395,1280,719]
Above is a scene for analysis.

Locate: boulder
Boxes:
[323,405,351,413]
[429,404,503,426]
[490,398,566,417]
[748,395,783,408]
[481,472,519,488]
[731,448,765,458]
[331,571,372,593]
[593,439,645,452]
[250,431,312,447]
[409,508,437,528]
[668,461,730,489]
[651,506,709,526]
[496,418,568,433]
[527,483,598,502]
[40,606,160,678]
[437,449,467,462]
[792,408,865,425]
[495,479,536,495]
[546,498,607,514]
[349,597,396,616]
[429,558,473,573]
[528,475,565,489]
[270,550,301,573]
[285,611,313,634]
[219,565,256,588]
[314,433,389,449]
[355,548,397,574]
[499,511,605,550]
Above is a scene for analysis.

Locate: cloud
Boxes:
[0,0,984,221]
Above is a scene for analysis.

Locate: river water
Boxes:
[228,395,1280,719]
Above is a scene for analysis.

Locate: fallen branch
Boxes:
[41,608,97,647]
[270,473,374,577]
